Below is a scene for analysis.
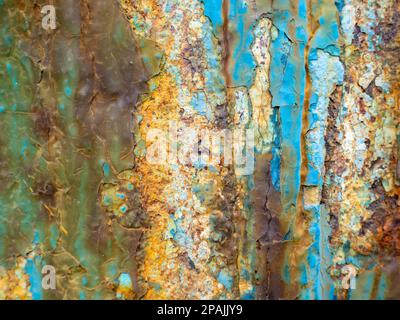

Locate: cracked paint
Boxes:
[0,0,399,300]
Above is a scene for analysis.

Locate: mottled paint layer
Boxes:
[0,0,399,300]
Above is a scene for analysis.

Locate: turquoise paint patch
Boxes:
[217,270,233,291]
[203,0,223,28]
[270,30,294,107]
[229,0,256,87]
[82,276,88,286]
[279,106,302,209]
[300,264,308,286]
[119,204,127,213]
[116,192,125,199]
[102,162,111,177]
[335,0,345,11]
[173,220,193,247]
[119,272,132,287]
[64,86,72,97]
[191,91,212,119]
[25,258,43,300]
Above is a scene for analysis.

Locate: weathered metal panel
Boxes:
[0,0,398,300]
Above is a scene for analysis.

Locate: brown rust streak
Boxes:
[298,0,319,214]
[222,0,231,88]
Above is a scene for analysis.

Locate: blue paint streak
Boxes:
[25,258,43,300]
[229,0,256,87]
[203,0,223,28]
[302,0,342,300]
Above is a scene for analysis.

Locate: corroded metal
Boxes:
[0,0,398,300]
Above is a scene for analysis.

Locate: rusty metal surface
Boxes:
[0,0,398,300]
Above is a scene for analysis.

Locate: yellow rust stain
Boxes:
[131,73,226,299]
[0,258,32,300]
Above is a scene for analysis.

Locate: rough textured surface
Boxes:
[0,0,399,300]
